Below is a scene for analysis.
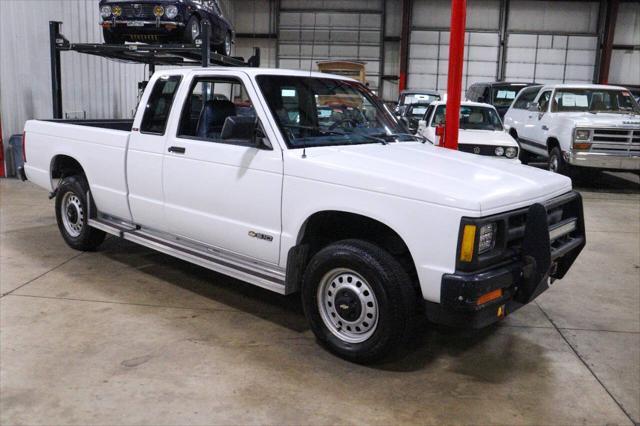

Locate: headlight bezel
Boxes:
[456,217,506,271]
[494,146,505,156]
[100,5,112,18]
[165,5,179,19]
[574,129,591,142]
[505,146,518,159]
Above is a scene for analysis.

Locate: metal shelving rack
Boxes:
[49,20,261,119]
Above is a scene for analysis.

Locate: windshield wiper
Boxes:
[281,124,389,145]
[370,132,427,143]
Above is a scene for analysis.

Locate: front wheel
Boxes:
[301,239,418,364]
[548,146,569,175]
[183,15,201,44]
[55,176,106,251]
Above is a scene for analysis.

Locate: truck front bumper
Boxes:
[426,193,586,329]
[567,151,640,171]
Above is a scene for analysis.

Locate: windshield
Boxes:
[431,105,503,131]
[551,89,640,113]
[401,93,440,106]
[256,76,413,148]
[492,86,522,107]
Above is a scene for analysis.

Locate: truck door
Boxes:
[521,89,552,156]
[162,72,283,264]
[127,74,183,231]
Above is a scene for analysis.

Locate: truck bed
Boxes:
[23,119,133,221]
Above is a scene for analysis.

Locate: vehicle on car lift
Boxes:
[504,84,640,174]
[99,0,234,56]
[417,101,520,162]
[21,68,585,363]
[466,82,536,118]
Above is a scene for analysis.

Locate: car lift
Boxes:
[49,20,260,119]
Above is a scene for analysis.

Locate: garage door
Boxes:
[504,33,597,84]
[407,31,500,96]
[277,8,382,90]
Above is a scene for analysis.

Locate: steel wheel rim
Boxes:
[61,192,84,238]
[224,34,231,55]
[549,154,559,172]
[317,268,379,344]
[191,21,200,39]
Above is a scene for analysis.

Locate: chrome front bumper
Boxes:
[101,20,185,27]
[567,151,640,171]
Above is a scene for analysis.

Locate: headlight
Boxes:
[505,147,518,158]
[100,5,112,18]
[112,5,122,16]
[494,146,505,156]
[478,223,497,254]
[165,5,178,19]
[574,129,591,141]
[153,5,165,17]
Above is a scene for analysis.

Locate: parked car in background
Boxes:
[504,84,640,174]
[21,68,585,363]
[417,101,520,162]
[99,0,235,55]
[466,82,536,118]
[394,89,440,118]
[399,103,431,134]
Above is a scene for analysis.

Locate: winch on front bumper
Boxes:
[426,191,586,328]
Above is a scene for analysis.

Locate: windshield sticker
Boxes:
[575,95,589,107]
[497,90,516,99]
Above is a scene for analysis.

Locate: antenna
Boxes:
[309,12,317,76]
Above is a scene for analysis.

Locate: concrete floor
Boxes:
[1,173,639,425]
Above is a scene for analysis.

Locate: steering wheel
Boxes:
[329,118,360,130]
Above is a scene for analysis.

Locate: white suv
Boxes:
[503,84,640,174]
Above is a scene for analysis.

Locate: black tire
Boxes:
[215,31,232,56]
[102,29,124,44]
[183,15,201,44]
[548,146,569,175]
[55,176,106,251]
[301,239,418,364]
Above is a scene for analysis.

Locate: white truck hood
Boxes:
[558,112,640,128]
[285,142,572,215]
[458,129,518,147]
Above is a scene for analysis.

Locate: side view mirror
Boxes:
[221,116,272,149]
[527,102,540,112]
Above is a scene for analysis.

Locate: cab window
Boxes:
[513,86,542,109]
[537,90,552,112]
[140,75,182,135]
[177,77,256,145]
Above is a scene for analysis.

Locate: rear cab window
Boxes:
[140,75,182,135]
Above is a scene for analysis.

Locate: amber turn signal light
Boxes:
[476,288,503,305]
[459,224,476,262]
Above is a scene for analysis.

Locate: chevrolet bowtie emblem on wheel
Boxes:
[340,304,349,310]
[248,231,273,242]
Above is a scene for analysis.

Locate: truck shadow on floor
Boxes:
[99,237,529,373]
[527,162,639,194]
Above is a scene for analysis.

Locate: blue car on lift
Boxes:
[99,0,235,56]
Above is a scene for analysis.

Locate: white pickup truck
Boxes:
[503,84,640,174]
[21,67,586,363]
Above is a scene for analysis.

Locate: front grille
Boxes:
[119,4,156,19]
[458,144,514,157]
[589,128,640,156]
[504,192,582,260]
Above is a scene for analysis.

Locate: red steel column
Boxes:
[398,0,412,91]
[598,0,619,84]
[444,0,467,150]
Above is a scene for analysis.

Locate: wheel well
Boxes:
[51,155,85,180]
[509,128,518,139]
[298,211,420,295]
[547,137,560,153]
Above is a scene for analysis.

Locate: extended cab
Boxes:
[504,84,640,174]
[21,68,585,363]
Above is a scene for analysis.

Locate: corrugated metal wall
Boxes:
[0,0,146,142]
[610,2,640,86]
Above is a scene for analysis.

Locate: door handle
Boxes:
[542,125,549,131]
[168,146,186,154]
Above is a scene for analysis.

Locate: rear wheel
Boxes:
[215,31,232,56]
[55,176,106,251]
[301,239,417,364]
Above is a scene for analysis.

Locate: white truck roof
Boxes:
[538,83,628,91]
[157,67,359,82]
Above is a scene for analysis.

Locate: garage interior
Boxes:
[1,0,639,425]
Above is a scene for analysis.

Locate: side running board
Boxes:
[88,216,287,295]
